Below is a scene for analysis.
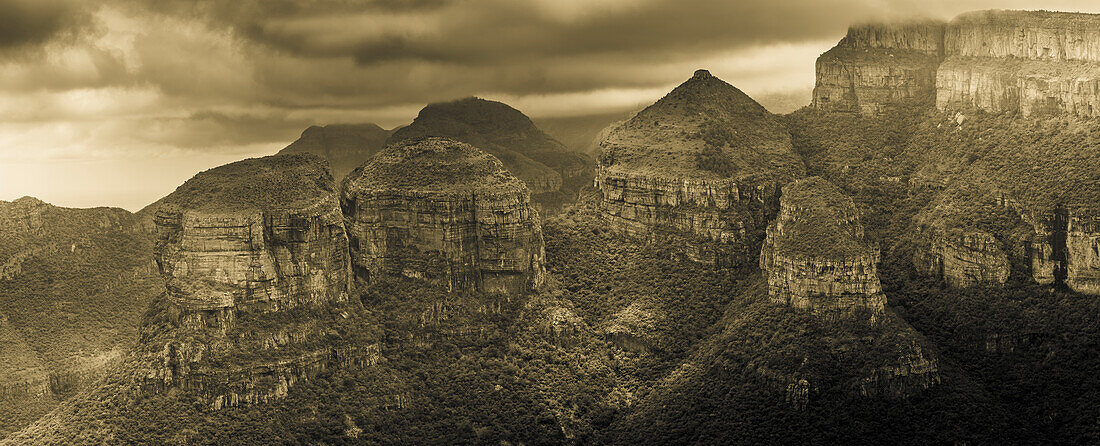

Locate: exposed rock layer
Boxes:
[596,70,804,266]
[812,23,945,113]
[815,11,1100,117]
[148,153,355,408]
[760,177,885,320]
[341,137,546,294]
[915,228,1011,287]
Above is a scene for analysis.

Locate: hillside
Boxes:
[387,97,592,213]
[0,198,162,437]
[278,123,394,182]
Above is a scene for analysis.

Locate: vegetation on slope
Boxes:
[0,199,162,437]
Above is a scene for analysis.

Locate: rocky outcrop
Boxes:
[941,10,1100,117]
[945,10,1100,62]
[812,22,945,114]
[146,153,359,408]
[760,177,885,320]
[858,338,941,398]
[596,69,805,266]
[816,11,1100,118]
[936,57,1100,117]
[341,137,546,294]
[1065,213,1100,294]
[278,123,393,181]
[916,228,1011,287]
[1028,207,1100,294]
[386,97,592,214]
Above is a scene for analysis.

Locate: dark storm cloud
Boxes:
[149,0,869,64]
[142,110,316,149]
[0,0,91,49]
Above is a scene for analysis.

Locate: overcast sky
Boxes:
[3,0,1100,210]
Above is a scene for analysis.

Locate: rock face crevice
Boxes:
[146,153,360,409]
[596,69,805,266]
[760,177,885,321]
[341,137,546,294]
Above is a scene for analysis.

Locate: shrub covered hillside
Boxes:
[0,198,162,437]
[786,107,1100,444]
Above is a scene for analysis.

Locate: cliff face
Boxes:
[817,11,1100,117]
[145,153,359,409]
[812,23,945,114]
[916,228,1011,287]
[596,69,805,266]
[760,177,885,320]
[938,10,1100,117]
[1066,214,1100,294]
[342,137,546,294]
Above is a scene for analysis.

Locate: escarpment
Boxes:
[816,10,1100,117]
[760,177,885,320]
[941,10,1100,117]
[145,153,362,409]
[812,22,946,114]
[386,97,592,213]
[341,137,546,294]
[596,69,805,266]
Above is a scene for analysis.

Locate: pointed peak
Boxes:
[693,69,712,79]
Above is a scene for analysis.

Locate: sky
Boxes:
[2,0,1100,211]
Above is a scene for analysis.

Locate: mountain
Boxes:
[341,136,546,294]
[595,69,806,266]
[277,123,394,182]
[9,9,1100,445]
[0,197,162,437]
[387,97,593,214]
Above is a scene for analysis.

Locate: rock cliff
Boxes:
[278,123,393,181]
[596,69,805,266]
[812,22,945,114]
[760,177,885,320]
[386,97,591,213]
[816,10,1100,117]
[912,181,1028,288]
[341,137,546,294]
[145,153,360,408]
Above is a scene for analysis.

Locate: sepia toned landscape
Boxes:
[2,1,1100,444]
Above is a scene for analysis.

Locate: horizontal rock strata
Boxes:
[147,153,356,408]
[916,228,1011,287]
[816,11,1100,117]
[597,69,805,266]
[812,23,946,114]
[760,177,885,320]
[342,137,546,294]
